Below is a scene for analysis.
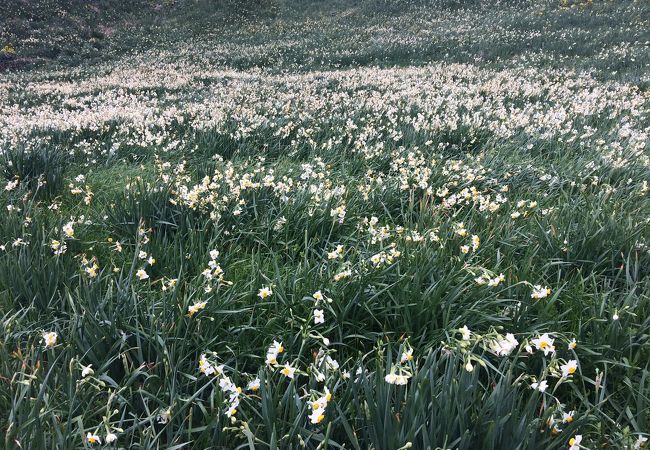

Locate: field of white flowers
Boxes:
[1,0,649,448]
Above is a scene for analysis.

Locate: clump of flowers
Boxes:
[308,387,332,424]
[531,285,552,300]
[265,340,284,366]
[385,344,414,385]
[198,353,241,418]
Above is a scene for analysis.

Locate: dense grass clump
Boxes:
[1,0,649,448]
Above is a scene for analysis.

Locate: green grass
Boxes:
[1,0,650,448]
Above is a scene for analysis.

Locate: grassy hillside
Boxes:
[0,0,275,69]
[2,0,649,82]
[1,0,650,449]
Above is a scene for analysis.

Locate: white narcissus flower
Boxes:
[568,434,582,450]
[400,348,413,363]
[136,269,149,280]
[225,404,238,418]
[42,331,58,348]
[258,286,273,299]
[531,333,555,356]
[105,433,117,443]
[63,222,75,238]
[187,301,207,317]
[310,407,326,424]
[313,309,325,324]
[459,325,471,340]
[531,380,548,392]
[531,285,551,299]
[561,360,578,377]
[199,354,219,376]
[327,245,344,260]
[384,373,397,384]
[385,373,410,385]
[81,364,94,378]
[5,179,19,191]
[86,432,101,445]
[266,340,284,366]
[487,273,505,287]
[247,378,260,391]
[491,333,519,356]
[281,364,296,379]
